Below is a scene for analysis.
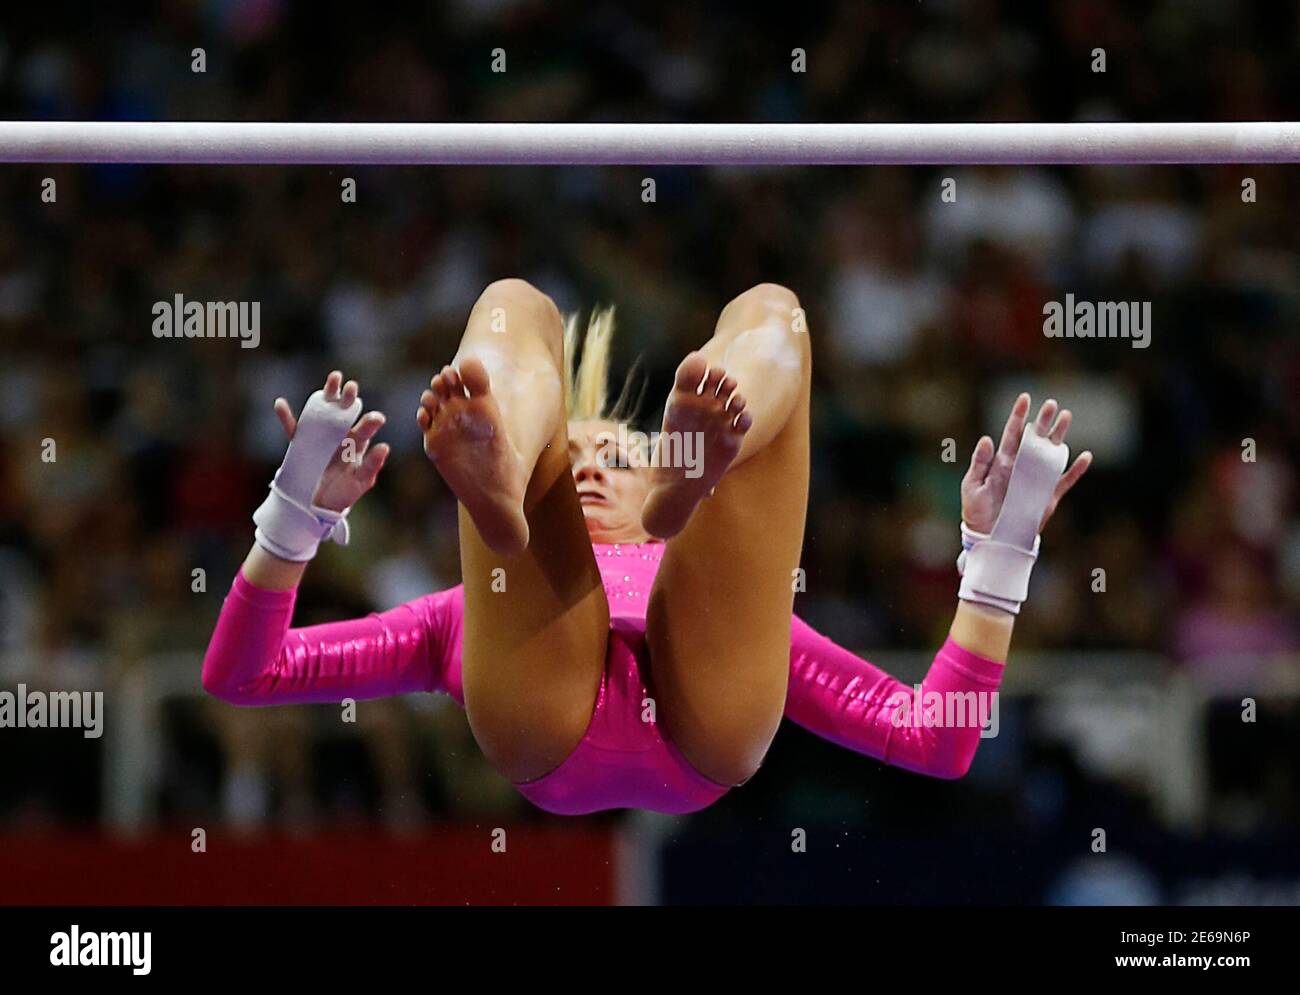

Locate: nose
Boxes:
[573,457,606,485]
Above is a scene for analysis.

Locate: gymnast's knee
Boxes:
[474,277,562,327]
[675,708,784,788]
[462,690,591,783]
[721,282,805,332]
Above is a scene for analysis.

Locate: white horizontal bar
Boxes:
[1,121,1298,165]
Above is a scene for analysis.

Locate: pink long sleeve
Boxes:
[784,616,1004,779]
[202,569,465,706]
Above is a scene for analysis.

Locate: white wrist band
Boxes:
[253,484,352,562]
[957,426,1068,615]
[252,389,362,562]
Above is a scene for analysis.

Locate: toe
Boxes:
[674,352,709,392]
[702,365,727,396]
[458,356,492,396]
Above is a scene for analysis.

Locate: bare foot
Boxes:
[417,357,530,556]
[640,352,752,539]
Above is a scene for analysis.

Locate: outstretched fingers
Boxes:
[1029,398,1086,530]
[1039,451,1093,531]
[1049,408,1072,443]
[358,441,390,487]
[964,435,996,487]
[275,370,360,439]
[1032,397,1059,437]
[344,410,386,461]
[997,392,1032,458]
[316,370,384,478]
[324,370,359,412]
[973,390,1090,533]
[273,397,297,439]
[1059,451,1092,494]
[323,370,343,400]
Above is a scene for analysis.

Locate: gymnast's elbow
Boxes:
[932,760,972,781]
[200,671,240,704]
[200,655,257,705]
[921,747,979,781]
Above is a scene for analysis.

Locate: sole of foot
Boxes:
[418,356,531,557]
[640,351,752,539]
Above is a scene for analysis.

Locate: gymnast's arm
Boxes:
[201,371,463,706]
[201,548,463,706]
[784,613,1005,779]
[786,393,1091,778]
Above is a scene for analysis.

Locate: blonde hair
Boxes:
[563,305,643,425]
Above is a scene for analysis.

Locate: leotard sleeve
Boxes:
[785,615,1004,779]
[201,568,465,706]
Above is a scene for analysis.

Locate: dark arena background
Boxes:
[0,0,1297,960]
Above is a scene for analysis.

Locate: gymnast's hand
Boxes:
[272,370,390,513]
[960,392,1092,536]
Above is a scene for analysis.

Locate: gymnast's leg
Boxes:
[645,283,811,786]
[418,279,608,783]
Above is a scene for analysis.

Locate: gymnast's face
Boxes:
[568,419,653,544]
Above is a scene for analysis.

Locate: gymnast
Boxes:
[203,280,1091,815]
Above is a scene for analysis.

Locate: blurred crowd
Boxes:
[0,1,1296,838]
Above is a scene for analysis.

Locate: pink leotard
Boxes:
[203,542,1004,815]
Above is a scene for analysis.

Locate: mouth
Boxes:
[577,490,608,506]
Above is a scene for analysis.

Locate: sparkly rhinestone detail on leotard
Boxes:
[593,541,665,616]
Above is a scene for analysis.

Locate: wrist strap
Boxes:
[251,388,362,562]
[957,425,1068,614]
[253,483,352,562]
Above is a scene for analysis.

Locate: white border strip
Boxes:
[1,121,1298,164]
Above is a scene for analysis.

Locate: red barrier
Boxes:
[0,827,618,905]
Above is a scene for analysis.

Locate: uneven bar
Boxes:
[1,121,1298,165]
